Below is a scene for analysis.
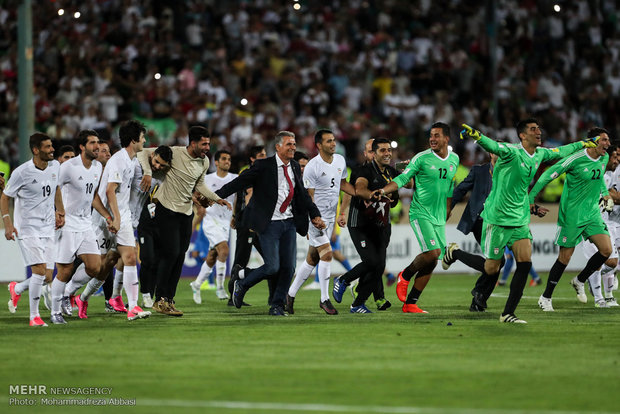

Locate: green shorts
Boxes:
[481,221,532,260]
[555,220,609,248]
[410,218,445,259]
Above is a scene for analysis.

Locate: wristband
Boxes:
[2,214,9,219]
[106,216,112,220]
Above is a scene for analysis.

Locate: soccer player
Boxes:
[50,130,115,324]
[2,133,64,327]
[285,129,355,315]
[580,145,619,307]
[56,145,76,163]
[459,118,598,323]
[332,138,400,313]
[375,122,459,314]
[131,145,172,308]
[190,150,238,303]
[74,120,151,321]
[530,127,613,311]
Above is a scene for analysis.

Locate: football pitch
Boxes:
[2,273,619,414]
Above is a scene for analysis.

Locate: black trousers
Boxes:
[342,225,391,303]
[229,225,266,296]
[471,218,505,298]
[153,203,193,301]
[138,211,158,297]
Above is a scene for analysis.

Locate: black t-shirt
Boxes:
[348,160,399,228]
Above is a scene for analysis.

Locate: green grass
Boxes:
[2,273,620,414]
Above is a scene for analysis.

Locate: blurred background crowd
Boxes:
[0,0,619,174]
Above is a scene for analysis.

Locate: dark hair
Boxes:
[189,126,209,143]
[119,120,146,148]
[431,122,450,137]
[249,145,265,160]
[29,132,52,154]
[587,127,609,139]
[372,138,391,152]
[294,151,308,162]
[57,145,76,159]
[77,129,99,148]
[516,117,539,137]
[314,129,333,145]
[154,145,173,164]
[607,144,617,156]
[214,149,231,161]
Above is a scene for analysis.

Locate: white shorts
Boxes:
[308,221,335,248]
[94,218,135,254]
[56,230,100,264]
[582,224,619,260]
[202,215,231,248]
[18,236,56,267]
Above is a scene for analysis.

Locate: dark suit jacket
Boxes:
[451,163,493,235]
[216,156,321,236]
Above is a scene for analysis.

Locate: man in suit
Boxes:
[216,131,325,315]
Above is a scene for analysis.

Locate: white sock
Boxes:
[195,261,213,285]
[15,279,30,294]
[588,270,604,302]
[318,260,332,302]
[51,279,66,315]
[81,278,104,302]
[29,274,45,319]
[65,263,91,296]
[288,261,315,297]
[123,265,139,309]
[603,271,615,298]
[215,260,226,289]
[113,269,124,297]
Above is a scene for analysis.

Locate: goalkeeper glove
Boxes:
[599,197,614,212]
[582,135,600,148]
[460,124,485,141]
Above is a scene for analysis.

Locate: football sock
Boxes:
[405,287,422,304]
[577,252,608,283]
[482,272,500,299]
[81,278,104,302]
[318,260,331,302]
[215,260,226,290]
[288,260,314,297]
[588,270,604,303]
[503,261,531,315]
[29,274,45,319]
[453,249,486,273]
[15,278,30,295]
[103,270,113,300]
[51,279,66,315]
[543,259,568,298]
[603,270,615,298]
[195,261,213,286]
[65,263,90,296]
[112,269,123,297]
[124,265,139,309]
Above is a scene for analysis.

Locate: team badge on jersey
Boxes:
[361,240,366,248]
[494,248,499,255]
[430,239,436,246]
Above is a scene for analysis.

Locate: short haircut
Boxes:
[154,145,173,164]
[189,126,209,143]
[607,144,617,156]
[29,132,52,154]
[275,130,295,146]
[57,145,76,158]
[372,138,391,152]
[314,129,333,145]
[587,127,609,139]
[516,117,539,137]
[119,120,146,148]
[249,145,265,160]
[294,151,308,162]
[77,129,99,148]
[214,149,231,161]
[431,122,450,138]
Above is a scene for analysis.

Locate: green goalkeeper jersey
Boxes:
[393,149,459,225]
[529,149,609,227]
[476,136,583,227]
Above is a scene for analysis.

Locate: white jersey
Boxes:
[204,172,237,221]
[129,159,163,228]
[303,154,347,221]
[3,159,60,239]
[97,148,135,225]
[607,165,620,225]
[58,156,103,232]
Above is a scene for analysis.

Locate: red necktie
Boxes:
[279,164,294,213]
